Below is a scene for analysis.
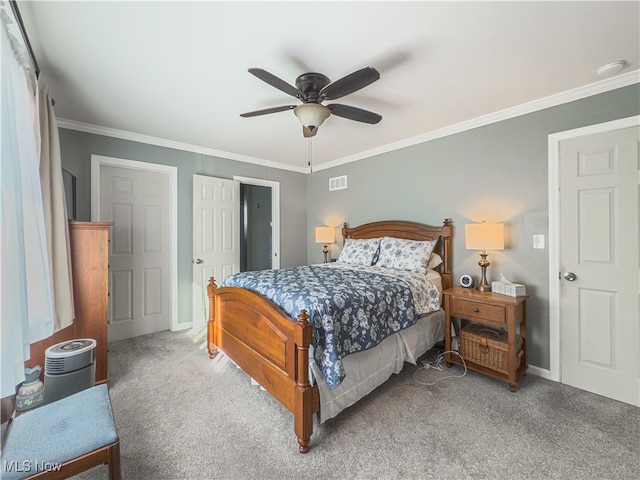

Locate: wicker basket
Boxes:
[459,324,523,374]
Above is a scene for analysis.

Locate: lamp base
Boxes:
[476,252,492,292]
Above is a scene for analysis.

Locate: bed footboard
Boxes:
[207,277,320,453]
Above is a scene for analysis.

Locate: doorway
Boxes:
[234,176,280,270]
[240,184,272,272]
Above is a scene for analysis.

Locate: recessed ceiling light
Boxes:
[597,60,628,77]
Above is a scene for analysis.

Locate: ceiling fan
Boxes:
[240,66,382,137]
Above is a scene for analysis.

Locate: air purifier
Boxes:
[44,338,96,404]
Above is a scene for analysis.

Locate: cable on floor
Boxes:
[413,350,467,386]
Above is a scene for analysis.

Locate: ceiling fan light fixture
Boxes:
[294,103,330,130]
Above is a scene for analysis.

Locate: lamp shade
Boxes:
[315,226,335,244]
[294,104,330,130]
[465,223,504,251]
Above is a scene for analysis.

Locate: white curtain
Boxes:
[0,2,55,397]
[37,76,74,331]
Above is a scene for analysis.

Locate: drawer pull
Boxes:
[473,308,480,313]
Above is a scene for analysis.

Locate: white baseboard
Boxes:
[171,322,193,332]
[526,364,555,381]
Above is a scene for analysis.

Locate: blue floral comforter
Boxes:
[221,263,440,390]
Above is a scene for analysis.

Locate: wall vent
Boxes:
[329,175,348,191]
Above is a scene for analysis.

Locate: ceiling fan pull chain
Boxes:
[308,138,313,173]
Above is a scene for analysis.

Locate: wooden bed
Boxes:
[207,219,452,453]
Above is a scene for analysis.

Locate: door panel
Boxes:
[578,288,614,366]
[559,126,639,406]
[193,175,240,328]
[579,189,614,263]
[101,166,171,341]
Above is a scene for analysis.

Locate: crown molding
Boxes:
[313,70,640,172]
[57,70,638,175]
[55,119,309,174]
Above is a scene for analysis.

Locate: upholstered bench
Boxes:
[1,384,120,479]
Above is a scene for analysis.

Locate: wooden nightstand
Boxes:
[443,286,528,391]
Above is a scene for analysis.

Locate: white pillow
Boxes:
[337,238,381,266]
[428,252,443,270]
[376,237,437,273]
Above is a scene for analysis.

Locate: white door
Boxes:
[559,126,639,406]
[192,175,240,328]
[101,165,171,341]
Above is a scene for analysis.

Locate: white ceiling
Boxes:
[19,1,640,172]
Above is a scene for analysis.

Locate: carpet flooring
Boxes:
[76,329,639,479]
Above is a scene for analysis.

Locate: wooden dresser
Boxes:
[69,221,113,384]
[26,221,113,384]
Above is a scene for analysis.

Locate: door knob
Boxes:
[563,272,577,281]
[193,258,203,264]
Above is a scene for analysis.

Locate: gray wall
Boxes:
[58,84,638,366]
[59,129,308,327]
[306,84,640,371]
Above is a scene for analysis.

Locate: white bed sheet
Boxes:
[311,307,445,423]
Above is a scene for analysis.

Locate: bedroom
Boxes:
[1,1,639,478]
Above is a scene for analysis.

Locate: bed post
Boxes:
[294,309,313,454]
[341,222,348,244]
[441,219,453,290]
[207,277,218,359]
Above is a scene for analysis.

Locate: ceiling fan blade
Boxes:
[240,105,296,117]
[319,66,380,101]
[327,104,382,124]
[248,68,301,98]
[303,126,317,138]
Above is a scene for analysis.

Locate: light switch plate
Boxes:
[533,234,545,249]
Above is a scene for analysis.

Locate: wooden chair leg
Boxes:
[108,441,121,480]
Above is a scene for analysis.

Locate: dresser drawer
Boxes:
[450,298,506,324]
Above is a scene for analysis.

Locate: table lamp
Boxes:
[465,222,504,291]
[315,226,335,263]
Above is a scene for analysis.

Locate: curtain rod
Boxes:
[9,0,40,77]
[8,0,55,106]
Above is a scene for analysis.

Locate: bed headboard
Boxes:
[341,219,453,290]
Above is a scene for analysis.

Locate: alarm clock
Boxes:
[460,274,474,288]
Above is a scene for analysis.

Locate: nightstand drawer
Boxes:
[450,298,506,324]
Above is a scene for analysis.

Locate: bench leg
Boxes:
[108,440,121,480]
